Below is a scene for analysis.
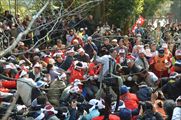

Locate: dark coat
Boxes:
[136,85,152,101]
[84,43,98,59]
[60,56,74,71]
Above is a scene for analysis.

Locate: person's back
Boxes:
[17,77,36,106]
[120,92,139,110]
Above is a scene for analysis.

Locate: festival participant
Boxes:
[150,48,172,78]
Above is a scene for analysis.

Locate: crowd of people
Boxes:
[0,10,181,120]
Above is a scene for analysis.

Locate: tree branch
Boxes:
[0,0,51,58]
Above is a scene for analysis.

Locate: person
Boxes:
[60,48,75,71]
[99,38,112,56]
[136,82,152,101]
[66,29,75,46]
[115,39,128,55]
[137,101,163,120]
[123,35,132,52]
[84,36,98,59]
[17,70,37,106]
[139,69,158,87]
[150,47,172,78]
[162,72,181,100]
[172,96,181,120]
[151,91,167,119]
[75,48,90,62]
[150,42,158,57]
[119,85,139,111]
[163,100,176,120]
[94,48,117,81]
[135,23,144,36]
[81,99,101,120]
[127,58,142,75]
[135,48,149,70]
[29,63,45,82]
[54,53,64,69]
[111,39,119,48]
[47,73,66,107]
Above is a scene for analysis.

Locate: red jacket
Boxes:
[68,65,84,83]
[120,92,139,110]
[92,114,120,120]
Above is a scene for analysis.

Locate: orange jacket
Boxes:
[120,92,139,110]
[150,55,171,72]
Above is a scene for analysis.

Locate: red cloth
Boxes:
[92,114,120,120]
[0,88,10,93]
[120,92,139,110]
[132,16,145,33]
[88,63,102,76]
[68,65,84,83]
[1,81,16,89]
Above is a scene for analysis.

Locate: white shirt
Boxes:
[172,107,181,120]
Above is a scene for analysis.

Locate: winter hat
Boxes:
[34,63,42,69]
[158,48,164,55]
[119,85,130,95]
[175,49,181,56]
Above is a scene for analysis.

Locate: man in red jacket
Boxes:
[119,85,139,111]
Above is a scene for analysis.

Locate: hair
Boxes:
[109,48,116,54]
[47,64,53,73]
[37,95,47,106]
[163,100,176,120]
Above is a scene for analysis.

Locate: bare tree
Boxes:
[1,0,51,119]
[0,0,102,58]
[0,0,51,58]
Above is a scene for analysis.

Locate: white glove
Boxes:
[127,76,132,81]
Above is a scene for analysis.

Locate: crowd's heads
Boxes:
[109,48,117,58]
